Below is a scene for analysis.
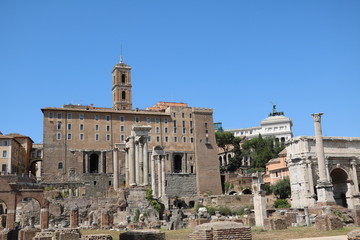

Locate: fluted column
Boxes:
[113,148,119,189]
[151,155,156,196]
[157,156,162,197]
[143,140,149,185]
[135,138,140,184]
[312,113,327,182]
[306,160,315,196]
[125,148,129,185]
[139,139,144,184]
[99,152,104,173]
[129,137,136,186]
[352,160,360,194]
[325,158,330,182]
[161,156,166,197]
[84,153,89,173]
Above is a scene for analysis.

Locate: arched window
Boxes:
[122,91,126,100]
[121,74,126,84]
[58,162,63,169]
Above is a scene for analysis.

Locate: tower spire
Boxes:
[120,45,123,63]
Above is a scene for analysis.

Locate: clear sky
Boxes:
[1,0,359,143]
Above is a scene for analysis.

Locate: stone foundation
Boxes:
[348,230,360,240]
[119,230,165,240]
[189,218,211,229]
[54,228,81,240]
[81,234,112,240]
[19,227,41,240]
[33,231,54,240]
[189,221,251,240]
[263,217,287,230]
[315,215,343,231]
[0,230,8,240]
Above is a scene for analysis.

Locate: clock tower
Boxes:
[112,57,132,110]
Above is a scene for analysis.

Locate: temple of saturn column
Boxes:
[311,113,335,206]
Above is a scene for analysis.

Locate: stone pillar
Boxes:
[125,148,129,186]
[311,113,335,206]
[101,211,111,229]
[161,156,166,197]
[129,137,136,186]
[252,172,266,227]
[306,160,316,202]
[157,156,162,198]
[70,207,79,228]
[84,153,89,173]
[139,140,144,184]
[325,158,331,182]
[352,160,360,194]
[6,209,15,230]
[112,149,118,189]
[143,140,149,186]
[135,138,140,184]
[151,155,156,196]
[40,208,49,229]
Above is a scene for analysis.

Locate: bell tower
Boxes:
[112,56,132,110]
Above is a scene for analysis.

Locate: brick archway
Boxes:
[0,176,49,230]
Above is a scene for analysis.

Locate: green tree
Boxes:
[241,135,285,169]
[270,177,291,199]
[215,131,235,152]
[226,137,243,171]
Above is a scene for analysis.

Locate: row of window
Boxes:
[172,112,192,119]
[1,140,8,146]
[56,133,194,143]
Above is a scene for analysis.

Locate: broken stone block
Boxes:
[315,215,343,231]
[120,229,165,240]
[348,229,360,240]
[189,221,251,240]
[263,217,288,231]
[81,234,112,240]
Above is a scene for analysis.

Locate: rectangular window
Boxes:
[182,121,186,127]
[135,117,140,123]
[80,133,84,141]
[67,133,72,140]
[95,125,99,131]
[183,128,186,134]
[190,128,193,134]
[174,127,177,134]
[182,113,185,118]
[120,116,125,122]
[205,122,208,128]
[120,126,124,132]
[106,125,110,131]
[156,136,160,142]
[2,150,7,158]
[173,112,176,118]
[106,134,110,141]
[57,133,61,140]
[48,112,54,119]
[164,118,168,124]
[106,115,111,121]
[95,134,99,141]
[190,121,193,128]
[79,114,84,120]
[57,122,62,130]
[164,127,168,134]
[57,113,62,119]
[190,137,194,143]
[189,113,192,118]
[3,140,8,146]
[80,124,84,131]
[183,137,186,143]
[95,115,99,121]
[121,135,124,142]
[1,164,6,173]
[67,124,72,130]
[173,120,177,127]
[67,113,72,119]
[148,136,151,142]
[165,136,169,142]
[155,118,160,123]
[174,137,178,142]
[156,127,160,133]
[146,117,151,123]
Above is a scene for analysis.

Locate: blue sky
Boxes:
[1,0,359,143]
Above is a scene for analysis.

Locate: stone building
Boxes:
[225,105,293,143]
[263,149,288,185]
[286,136,360,209]
[41,58,222,198]
[0,133,33,174]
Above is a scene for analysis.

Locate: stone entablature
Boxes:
[286,136,360,209]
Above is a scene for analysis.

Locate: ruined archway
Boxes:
[330,168,349,208]
[89,153,99,173]
[16,198,41,228]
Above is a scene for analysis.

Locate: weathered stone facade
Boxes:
[189,221,251,240]
[119,230,165,240]
[41,59,222,198]
[287,136,360,209]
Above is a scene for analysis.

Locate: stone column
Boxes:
[6,209,16,230]
[161,156,166,197]
[306,160,315,196]
[70,207,79,228]
[252,172,267,227]
[113,148,119,189]
[129,137,136,186]
[157,156,162,198]
[311,113,335,205]
[135,138,140,184]
[151,155,156,196]
[325,158,331,182]
[143,140,149,186]
[139,139,144,184]
[99,152,104,173]
[352,160,360,194]
[125,148,129,185]
[40,208,49,229]
[84,153,89,173]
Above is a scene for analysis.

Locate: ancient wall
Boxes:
[165,173,197,197]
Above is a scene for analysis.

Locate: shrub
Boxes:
[274,199,291,208]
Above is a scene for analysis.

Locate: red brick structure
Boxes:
[0,176,49,230]
[189,221,251,240]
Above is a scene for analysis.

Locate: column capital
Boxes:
[311,112,323,122]
[351,159,357,167]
